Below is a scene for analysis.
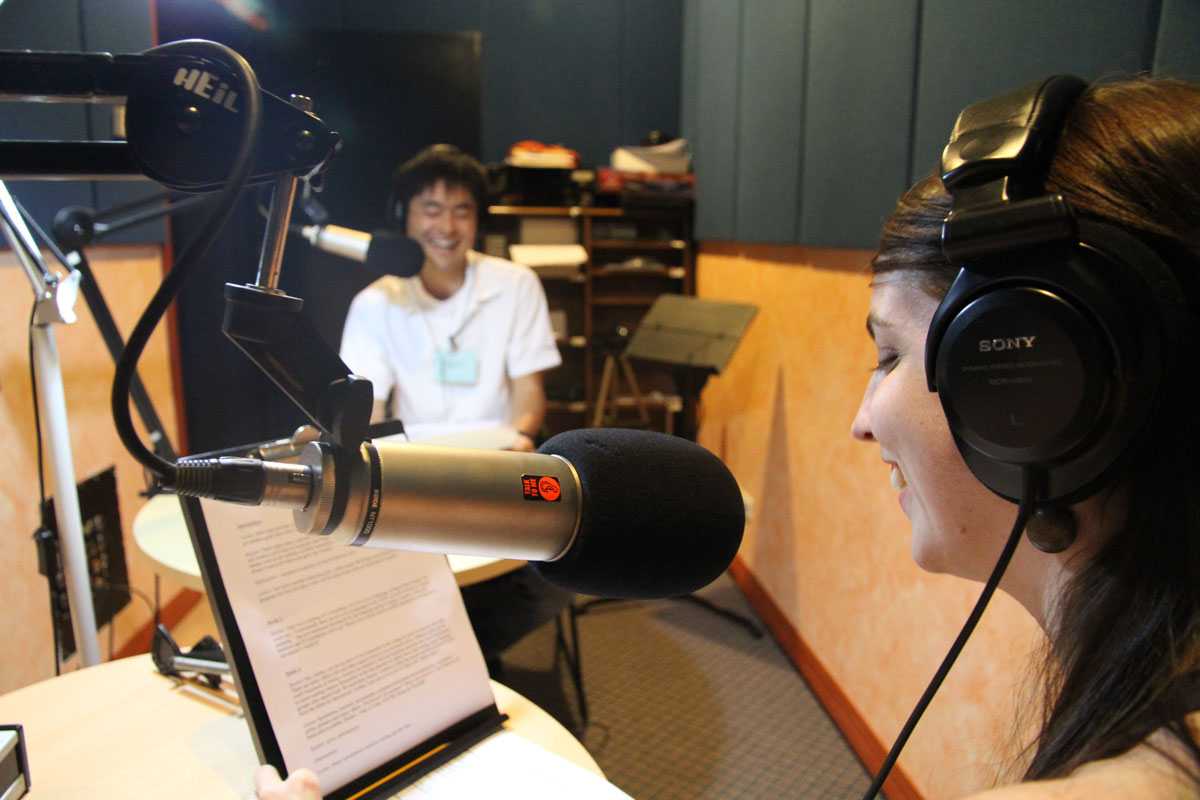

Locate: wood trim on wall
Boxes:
[727,556,924,800]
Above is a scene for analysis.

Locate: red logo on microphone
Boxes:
[522,475,562,502]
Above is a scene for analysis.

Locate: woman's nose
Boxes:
[851,386,874,442]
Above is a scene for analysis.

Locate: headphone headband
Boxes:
[940,76,1087,265]
[942,75,1087,195]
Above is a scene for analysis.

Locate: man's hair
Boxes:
[389,144,489,225]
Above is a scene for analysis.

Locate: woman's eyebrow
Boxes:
[865,312,891,340]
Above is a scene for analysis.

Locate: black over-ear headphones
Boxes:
[385,143,490,231]
[925,75,1187,505]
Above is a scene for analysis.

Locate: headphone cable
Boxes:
[860,468,1038,800]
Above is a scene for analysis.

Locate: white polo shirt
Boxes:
[339,251,561,437]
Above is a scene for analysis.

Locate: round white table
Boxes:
[0,654,603,798]
[132,493,526,591]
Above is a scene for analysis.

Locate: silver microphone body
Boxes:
[294,441,583,562]
[300,224,370,261]
[173,428,745,599]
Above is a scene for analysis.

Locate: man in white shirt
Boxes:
[340,144,560,452]
[339,144,569,672]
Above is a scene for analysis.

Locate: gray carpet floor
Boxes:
[499,573,881,799]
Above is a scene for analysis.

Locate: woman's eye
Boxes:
[873,350,899,373]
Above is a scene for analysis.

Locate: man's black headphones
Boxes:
[385,143,489,230]
[925,75,1188,505]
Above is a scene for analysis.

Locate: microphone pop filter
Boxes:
[365,230,424,278]
[533,428,745,598]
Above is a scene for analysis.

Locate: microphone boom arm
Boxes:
[0,46,340,190]
[0,40,363,667]
[0,39,370,453]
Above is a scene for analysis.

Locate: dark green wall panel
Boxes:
[799,0,917,248]
[299,0,682,167]
[735,1,807,243]
[483,1,623,165]
[1156,0,1200,78]
[683,0,1195,247]
[686,0,741,241]
[619,1,683,150]
[912,0,1159,186]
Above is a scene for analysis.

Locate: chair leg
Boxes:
[554,603,588,727]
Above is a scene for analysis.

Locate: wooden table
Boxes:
[0,654,601,798]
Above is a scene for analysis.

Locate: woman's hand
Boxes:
[253,764,322,800]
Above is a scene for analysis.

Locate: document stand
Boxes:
[177,494,507,800]
[584,295,762,637]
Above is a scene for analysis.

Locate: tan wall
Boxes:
[694,242,1043,799]
[0,245,183,694]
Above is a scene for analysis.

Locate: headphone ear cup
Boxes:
[927,222,1176,504]
[386,184,405,229]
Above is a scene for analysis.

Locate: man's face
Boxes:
[405,179,478,276]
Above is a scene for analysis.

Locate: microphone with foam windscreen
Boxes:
[171,428,746,599]
[299,223,424,278]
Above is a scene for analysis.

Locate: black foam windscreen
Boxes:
[364,230,424,278]
[532,428,745,599]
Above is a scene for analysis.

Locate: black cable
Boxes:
[90,581,157,661]
[27,303,45,505]
[27,302,63,673]
[19,201,80,272]
[110,40,263,486]
[859,468,1039,800]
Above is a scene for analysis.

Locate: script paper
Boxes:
[198,499,494,792]
[397,731,634,799]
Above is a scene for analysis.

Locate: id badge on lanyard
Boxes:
[436,348,478,385]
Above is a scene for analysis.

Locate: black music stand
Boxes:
[578,294,762,636]
[625,294,757,441]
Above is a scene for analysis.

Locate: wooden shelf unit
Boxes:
[487,203,695,436]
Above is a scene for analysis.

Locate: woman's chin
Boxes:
[909,535,949,576]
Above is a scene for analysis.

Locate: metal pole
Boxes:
[31,323,101,666]
[1,181,101,667]
[252,94,309,292]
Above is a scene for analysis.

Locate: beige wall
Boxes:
[694,242,1043,799]
[0,245,183,694]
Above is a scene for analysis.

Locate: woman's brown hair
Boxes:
[873,77,1200,783]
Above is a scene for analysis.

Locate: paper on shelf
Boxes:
[610,139,691,174]
[509,243,589,268]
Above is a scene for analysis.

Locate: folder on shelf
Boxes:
[610,139,691,174]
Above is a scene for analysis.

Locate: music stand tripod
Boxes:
[591,325,652,429]
[583,294,761,635]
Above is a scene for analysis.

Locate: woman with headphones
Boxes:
[254,76,1200,800]
[854,75,1200,796]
